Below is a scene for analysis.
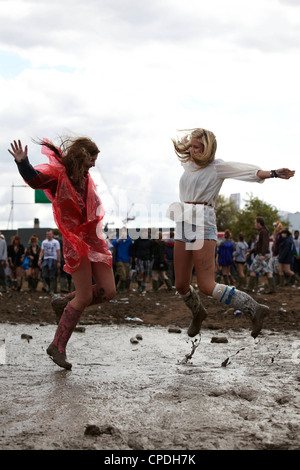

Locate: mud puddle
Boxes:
[1,323,300,450]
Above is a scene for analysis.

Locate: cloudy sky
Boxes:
[0,0,299,232]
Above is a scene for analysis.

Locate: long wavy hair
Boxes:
[172,128,217,169]
[34,136,100,188]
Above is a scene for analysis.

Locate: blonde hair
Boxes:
[172,128,217,169]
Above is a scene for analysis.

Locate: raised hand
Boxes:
[8,140,28,162]
[275,168,295,180]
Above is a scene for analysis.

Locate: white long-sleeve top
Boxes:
[179,158,263,207]
[167,158,264,235]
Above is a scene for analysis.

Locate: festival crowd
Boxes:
[0,219,299,296]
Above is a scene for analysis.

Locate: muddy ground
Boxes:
[0,278,300,452]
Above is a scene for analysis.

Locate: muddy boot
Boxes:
[273,273,280,285]
[49,279,57,293]
[237,277,246,290]
[151,280,159,292]
[212,283,269,338]
[290,273,300,285]
[0,282,7,293]
[183,285,208,337]
[164,278,173,291]
[245,276,256,292]
[265,277,276,294]
[137,279,143,293]
[29,277,38,291]
[47,303,82,369]
[117,280,127,293]
[27,276,33,291]
[51,291,76,324]
[279,275,285,286]
[294,273,300,283]
[46,343,72,370]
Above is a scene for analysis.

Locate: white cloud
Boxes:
[0,0,299,230]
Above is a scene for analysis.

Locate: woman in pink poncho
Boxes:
[9,137,116,370]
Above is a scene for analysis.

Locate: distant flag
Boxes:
[35,190,51,203]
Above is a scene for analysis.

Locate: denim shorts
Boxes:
[174,221,218,243]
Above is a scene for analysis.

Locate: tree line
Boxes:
[215,193,286,239]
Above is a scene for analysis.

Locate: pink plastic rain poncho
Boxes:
[34,140,112,274]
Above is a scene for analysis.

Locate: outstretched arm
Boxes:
[8,139,57,196]
[8,140,28,162]
[257,168,295,180]
[9,139,40,182]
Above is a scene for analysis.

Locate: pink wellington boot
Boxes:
[47,303,82,369]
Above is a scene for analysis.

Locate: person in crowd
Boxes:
[268,221,282,285]
[247,234,257,266]
[151,231,172,292]
[106,231,118,282]
[9,137,115,370]
[7,235,25,291]
[133,228,154,293]
[164,230,175,287]
[53,228,72,293]
[216,229,235,285]
[38,230,61,293]
[293,230,300,275]
[167,127,294,338]
[278,228,300,285]
[233,232,249,289]
[247,217,275,293]
[112,227,133,292]
[0,233,7,293]
[25,234,41,291]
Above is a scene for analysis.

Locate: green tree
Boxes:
[230,194,281,240]
[215,195,239,232]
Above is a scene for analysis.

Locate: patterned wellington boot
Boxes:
[46,343,72,370]
[212,283,269,338]
[47,303,82,369]
[51,292,76,324]
[183,285,208,337]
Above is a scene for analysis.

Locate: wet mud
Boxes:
[0,284,300,450]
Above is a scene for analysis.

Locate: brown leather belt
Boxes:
[184,201,211,206]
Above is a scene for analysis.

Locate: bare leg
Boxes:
[51,261,116,321]
[174,241,208,336]
[192,240,217,296]
[174,241,194,295]
[47,258,115,369]
[181,240,268,338]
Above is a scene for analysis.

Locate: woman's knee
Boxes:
[196,276,216,296]
[105,285,116,301]
[95,284,116,302]
[198,284,214,297]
